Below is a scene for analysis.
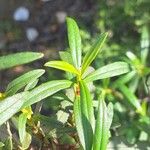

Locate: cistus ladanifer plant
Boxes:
[0,17,130,150]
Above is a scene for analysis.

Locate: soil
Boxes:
[0,0,97,91]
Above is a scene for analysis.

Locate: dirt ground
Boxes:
[0,0,96,52]
[0,0,97,91]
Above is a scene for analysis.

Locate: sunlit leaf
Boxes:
[59,51,73,65]
[67,17,82,69]
[22,80,72,108]
[93,96,113,150]
[24,79,39,91]
[0,142,4,147]
[74,96,85,149]
[59,51,75,79]
[82,32,108,74]
[6,69,45,96]
[45,61,80,75]
[112,71,136,88]
[56,110,69,124]
[0,52,44,70]
[84,62,130,82]
[128,76,140,93]
[18,113,27,143]
[0,92,28,126]
[73,80,94,150]
[21,132,31,150]
[141,26,149,65]
[119,85,142,113]
[126,51,141,66]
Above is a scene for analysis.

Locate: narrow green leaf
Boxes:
[74,96,85,149]
[0,92,28,126]
[80,80,95,129]
[59,51,75,79]
[100,102,109,150]
[59,51,73,65]
[141,26,149,65]
[112,71,136,88]
[128,76,140,93]
[93,97,113,150]
[146,74,150,92]
[18,113,27,143]
[22,80,72,108]
[0,52,44,70]
[119,85,142,112]
[82,32,108,73]
[0,142,4,147]
[45,61,80,75]
[101,102,113,150]
[24,79,39,91]
[21,132,31,150]
[126,51,141,66]
[106,103,114,130]
[73,80,94,150]
[93,98,105,150]
[84,62,130,82]
[66,17,82,68]
[79,81,94,150]
[6,69,45,96]
[2,137,13,150]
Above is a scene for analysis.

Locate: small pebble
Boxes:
[26,28,39,42]
[13,7,29,21]
[56,11,67,23]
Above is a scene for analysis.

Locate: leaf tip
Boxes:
[39,52,44,58]
[44,62,50,67]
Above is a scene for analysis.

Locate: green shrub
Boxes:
[1,17,148,150]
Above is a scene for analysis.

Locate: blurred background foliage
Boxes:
[0,0,150,149]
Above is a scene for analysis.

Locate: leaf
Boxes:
[59,133,76,145]
[33,114,63,129]
[24,79,39,91]
[59,51,75,79]
[84,62,130,82]
[112,71,136,88]
[81,32,108,74]
[119,85,142,112]
[0,92,28,126]
[74,96,85,149]
[2,137,13,150]
[0,52,44,70]
[140,26,149,65]
[18,113,27,143]
[22,80,72,108]
[56,110,69,124]
[21,132,32,150]
[6,69,45,96]
[79,80,95,129]
[0,142,4,147]
[66,17,82,69]
[128,76,140,93]
[93,96,113,150]
[73,80,94,150]
[45,61,80,75]
[93,98,106,150]
[146,74,150,92]
[126,51,141,66]
[59,51,73,65]
[106,103,113,131]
